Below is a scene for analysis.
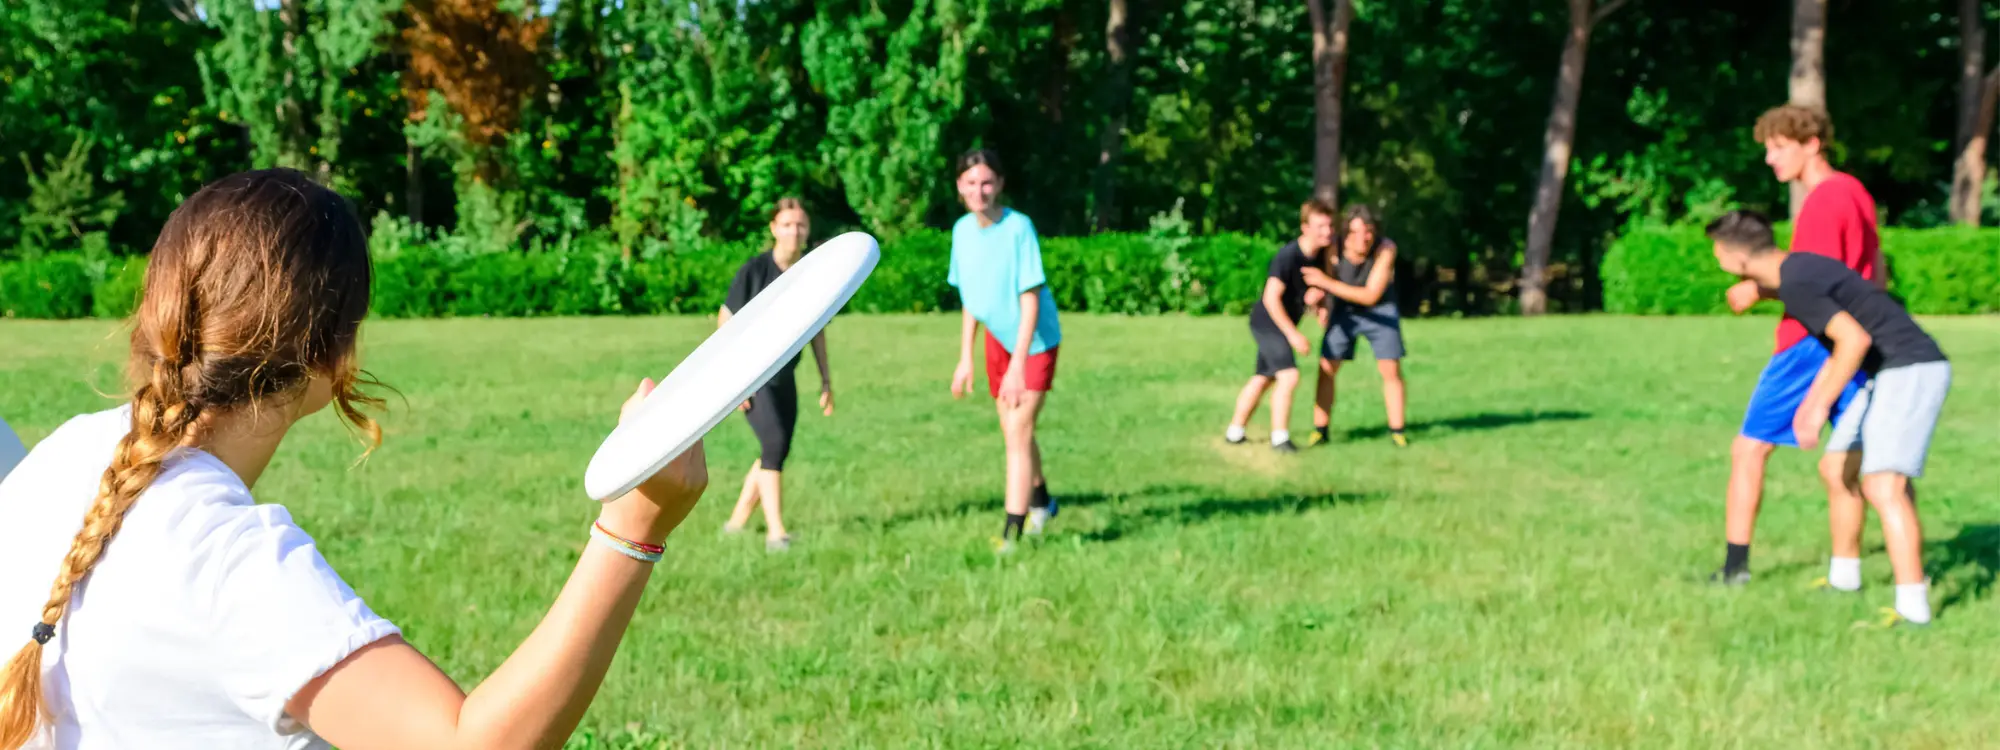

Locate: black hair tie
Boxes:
[31,622,54,645]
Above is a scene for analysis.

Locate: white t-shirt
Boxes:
[0,407,400,749]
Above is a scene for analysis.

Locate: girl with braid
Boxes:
[0,169,709,749]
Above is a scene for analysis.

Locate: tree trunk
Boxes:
[1092,0,1133,232]
[1042,10,1075,125]
[1788,0,1826,219]
[615,81,635,262]
[1521,0,1613,316]
[1950,0,1989,226]
[277,0,309,171]
[1306,0,1354,208]
[406,135,424,226]
[1958,70,2000,227]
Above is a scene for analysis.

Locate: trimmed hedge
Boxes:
[0,229,1290,320]
[11,224,1990,321]
[1603,224,2000,315]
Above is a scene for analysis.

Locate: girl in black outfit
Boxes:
[719,198,834,551]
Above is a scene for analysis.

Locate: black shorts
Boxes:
[743,376,799,471]
[1250,318,1299,377]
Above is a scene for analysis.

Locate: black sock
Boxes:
[1315,425,1330,439]
[1029,483,1050,510]
[1390,427,1405,436]
[1724,543,1750,573]
[1004,513,1026,540]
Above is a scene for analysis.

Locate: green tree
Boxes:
[14,138,126,259]
[0,0,232,254]
[199,0,400,190]
[803,0,989,238]
[610,0,824,255]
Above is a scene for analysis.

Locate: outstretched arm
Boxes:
[290,383,709,750]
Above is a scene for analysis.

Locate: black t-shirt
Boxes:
[1250,241,1313,328]
[1778,252,1946,373]
[724,252,804,380]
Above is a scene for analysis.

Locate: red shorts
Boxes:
[985,331,1058,398]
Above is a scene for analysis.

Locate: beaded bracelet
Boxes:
[590,521,664,563]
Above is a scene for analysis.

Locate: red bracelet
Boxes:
[592,520,664,554]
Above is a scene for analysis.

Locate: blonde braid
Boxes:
[1,167,382,748]
[0,374,202,748]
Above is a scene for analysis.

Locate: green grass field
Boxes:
[2,314,1996,748]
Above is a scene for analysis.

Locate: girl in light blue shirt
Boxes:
[945,149,1061,553]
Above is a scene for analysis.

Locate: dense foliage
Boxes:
[2,0,1996,315]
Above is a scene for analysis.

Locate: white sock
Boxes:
[1827,557,1862,591]
[1270,429,1290,446]
[1225,424,1246,442]
[1895,582,1932,624]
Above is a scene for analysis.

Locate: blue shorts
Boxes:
[1740,337,1867,448]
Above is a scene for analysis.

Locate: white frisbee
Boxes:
[0,416,26,483]
[582,231,880,502]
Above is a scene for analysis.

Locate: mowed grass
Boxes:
[2,314,1997,749]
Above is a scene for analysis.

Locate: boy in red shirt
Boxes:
[1711,105,1883,587]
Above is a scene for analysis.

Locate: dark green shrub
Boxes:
[0,254,93,319]
[91,255,148,319]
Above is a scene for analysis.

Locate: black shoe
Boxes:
[1707,567,1751,586]
[1272,441,1299,454]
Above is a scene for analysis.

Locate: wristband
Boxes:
[590,521,664,563]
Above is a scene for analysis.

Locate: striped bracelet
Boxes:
[590,522,664,563]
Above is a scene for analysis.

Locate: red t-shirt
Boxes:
[1777,172,1880,351]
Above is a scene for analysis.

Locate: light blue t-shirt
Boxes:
[948,209,1062,355]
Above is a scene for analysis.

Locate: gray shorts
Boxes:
[1322,309,1405,361]
[1826,360,1951,477]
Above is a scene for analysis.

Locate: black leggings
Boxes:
[744,379,799,471]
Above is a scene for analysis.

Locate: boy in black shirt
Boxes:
[1708,210,1951,626]
[1225,200,1335,453]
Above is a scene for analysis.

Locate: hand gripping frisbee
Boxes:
[0,416,26,483]
[583,232,880,502]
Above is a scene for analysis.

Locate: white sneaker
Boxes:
[1026,507,1051,535]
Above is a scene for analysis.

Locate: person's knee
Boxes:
[1378,360,1403,384]
[1001,409,1039,444]
[1318,358,1339,376]
[1004,426,1035,452]
[1274,369,1301,389]
[1860,473,1907,510]
[1818,452,1856,490]
[1730,436,1776,465]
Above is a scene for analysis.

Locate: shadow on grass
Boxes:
[1081,490,1388,543]
[1752,522,1998,615]
[1342,409,1591,440]
[859,485,1197,531]
[1927,524,2000,614]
